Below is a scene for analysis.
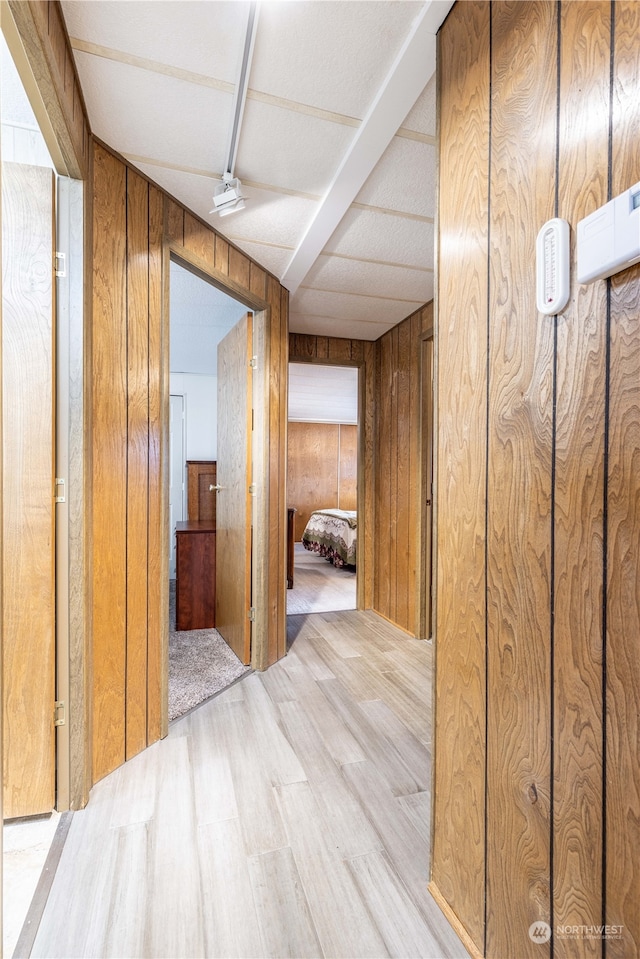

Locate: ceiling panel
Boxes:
[237,100,355,196]
[62,1,248,83]
[220,237,293,278]
[251,1,423,119]
[354,137,436,219]
[400,74,437,136]
[130,162,318,250]
[73,52,232,172]
[289,312,394,341]
[304,255,433,303]
[291,287,423,328]
[323,207,434,271]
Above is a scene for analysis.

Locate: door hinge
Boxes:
[248,607,256,622]
[55,251,66,278]
[249,356,257,369]
[54,701,66,727]
[54,478,66,503]
[249,483,257,496]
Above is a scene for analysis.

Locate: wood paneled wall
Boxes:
[374,304,432,638]
[433,3,640,957]
[289,333,375,610]
[91,142,289,783]
[6,0,90,177]
[287,422,358,539]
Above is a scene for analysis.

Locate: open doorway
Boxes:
[168,260,252,720]
[286,363,359,615]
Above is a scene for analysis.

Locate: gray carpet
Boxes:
[169,580,251,721]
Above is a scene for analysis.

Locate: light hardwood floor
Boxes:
[286,545,356,615]
[30,610,468,959]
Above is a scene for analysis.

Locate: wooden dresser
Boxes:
[186,460,217,523]
[175,520,216,630]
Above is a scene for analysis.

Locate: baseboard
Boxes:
[428,880,484,959]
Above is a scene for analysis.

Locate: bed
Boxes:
[301,509,357,568]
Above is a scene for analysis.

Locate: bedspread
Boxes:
[301,509,357,568]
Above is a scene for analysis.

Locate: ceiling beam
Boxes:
[280,0,453,295]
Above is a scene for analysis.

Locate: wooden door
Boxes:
[421,336,434,639]
[215,313,252,664]
[169,394,185,578]
[2,162,56,818]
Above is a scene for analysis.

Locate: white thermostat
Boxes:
[577,181,640,283]
[536,218,570,315]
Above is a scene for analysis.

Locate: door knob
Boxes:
[209,484,223,492]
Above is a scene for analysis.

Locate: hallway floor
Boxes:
[27,610,468,959]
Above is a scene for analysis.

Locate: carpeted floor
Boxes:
[169,580,251,721]
[286,543,357,614]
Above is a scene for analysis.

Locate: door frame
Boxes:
[284,352,374,612]
[163,247,270,684]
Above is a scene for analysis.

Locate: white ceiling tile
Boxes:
[304,255,433,304]
[74,52,231,172]
[400,74,437,136]
[291,287,422,327]
[252,1,424,119]
[62,1,248,83]
[289,312,394,341]
[237,101,354,196]
[355,137,436,218]
[323,208,434,270]
[129,163,317,252]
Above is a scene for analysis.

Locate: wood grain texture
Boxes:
[2,162,55,818]
[433,1,489,951]
[92,143,128,783]
[287,423,340,538]
[338,424,357,510]
[373,308,428,636]
[89,142,290,788]
[487,5,557,956]
[607,2,640,955]
[147,184,164,744]
[125,169,149,760]
[554,2,610,953]
[216,314,252,664]
[7,0,90,177]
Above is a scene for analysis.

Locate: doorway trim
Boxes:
[284,348,375,612]
[163,245,271,696]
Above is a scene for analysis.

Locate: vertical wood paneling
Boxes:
[125,170,150,760]
[338,425,357,511]
[487,5,557,956]
[554,2,610,952]
[607,3,640,955]
[372,310,428,636]
[432,2,489,949]
[90,143,292,784]
[147,185,164,743]
[288,423,356,538]
[436,2,640,956]
[165,200,184,245]
[183,212,215,272]
[395,320,411,629]
[92,144,127,783]
[375,330,393,617]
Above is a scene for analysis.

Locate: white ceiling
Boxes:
[61,0,452,341]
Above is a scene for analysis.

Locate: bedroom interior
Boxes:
[169,261,251,716]
[287,363,359,615]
